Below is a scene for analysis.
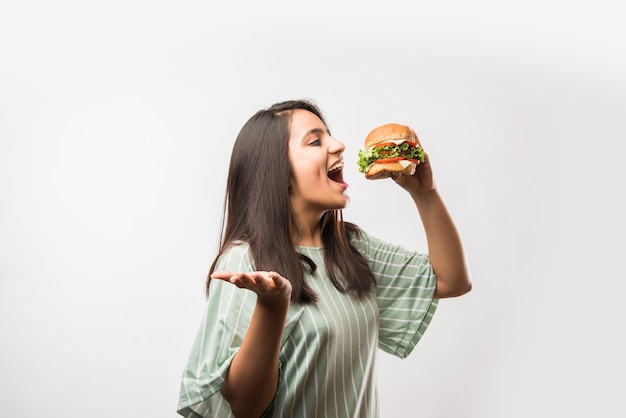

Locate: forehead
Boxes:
[289,109,327,140]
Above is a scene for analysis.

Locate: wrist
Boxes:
[256,295,290,317]
[411,187,439,204]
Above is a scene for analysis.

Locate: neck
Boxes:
[293,213,324,247]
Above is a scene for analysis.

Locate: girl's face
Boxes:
[288,109,348,219]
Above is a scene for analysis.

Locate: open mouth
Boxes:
[327,162,346,185]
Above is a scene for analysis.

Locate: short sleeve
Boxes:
[352,229,439,359]
[177,243,257,417]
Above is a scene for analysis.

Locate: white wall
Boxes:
[1,1,624,417]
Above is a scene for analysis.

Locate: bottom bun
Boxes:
[365,161,417,180]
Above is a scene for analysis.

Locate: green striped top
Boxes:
[177,228,438,418]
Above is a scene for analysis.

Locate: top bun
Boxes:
[364,123,414,149]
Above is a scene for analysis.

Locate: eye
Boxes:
[309,138,321,146]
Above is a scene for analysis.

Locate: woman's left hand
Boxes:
[391,129,436,195]
[391,152,435,194]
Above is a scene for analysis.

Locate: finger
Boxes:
[233,273,258,288]
[212,271,257,289]
[234,272,272,293]
[228,276,247,289]
[268,271,282,286]
[210,270,237,281]
[390,172,406,185]
[252,272,276,291]
[240,271,279,293]
[266,271,286,290]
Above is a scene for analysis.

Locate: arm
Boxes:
[210,270,292,418]
[391,136,472,298]
[410,188,472,298]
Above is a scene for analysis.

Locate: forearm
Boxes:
[221,299,288,418]
[411,189,472,298]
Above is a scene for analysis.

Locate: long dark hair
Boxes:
[207,99,376,303]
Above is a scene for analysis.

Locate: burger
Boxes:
[357,123,425,180]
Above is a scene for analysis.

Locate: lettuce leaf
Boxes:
[356,142,424,173]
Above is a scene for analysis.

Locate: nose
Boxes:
[328,136,345,155]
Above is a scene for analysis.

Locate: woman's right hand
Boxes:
[211,270,292,306]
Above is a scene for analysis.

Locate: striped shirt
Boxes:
[177,229,438,417]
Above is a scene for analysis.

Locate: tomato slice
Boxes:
[375,157,403,163]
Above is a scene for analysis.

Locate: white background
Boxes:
[1,1,625,417]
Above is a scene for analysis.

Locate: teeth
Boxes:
[328,162,344,173]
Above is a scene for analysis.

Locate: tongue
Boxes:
[328,170,346,185]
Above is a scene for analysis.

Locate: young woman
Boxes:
[177,99,472,418]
